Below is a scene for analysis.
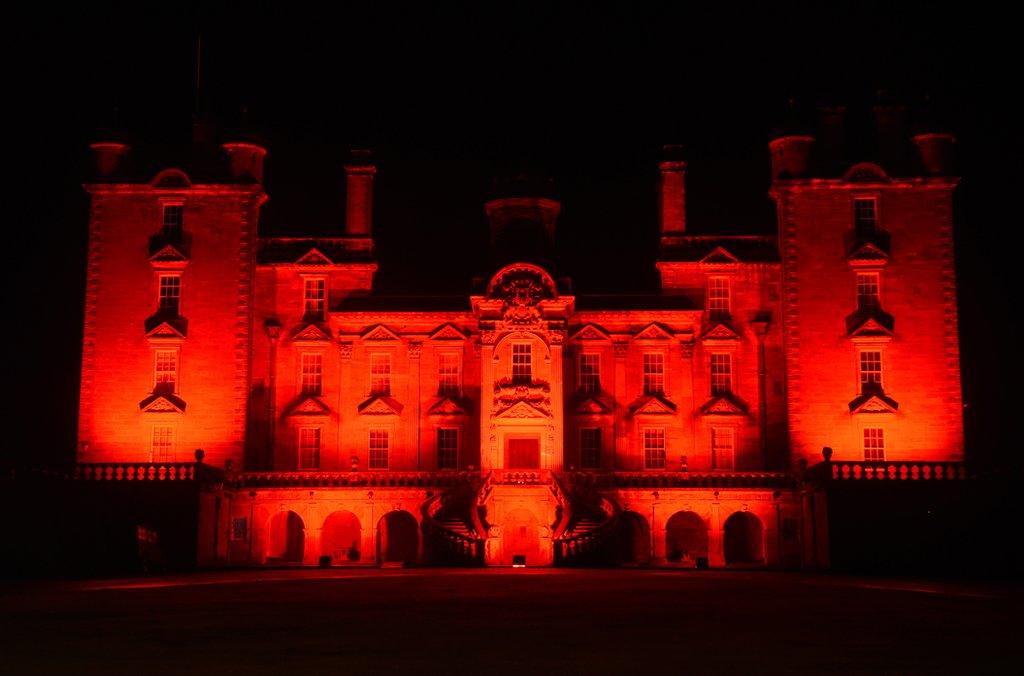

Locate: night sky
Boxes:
[6,2,1019,473]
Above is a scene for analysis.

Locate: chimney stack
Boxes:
[89,142,130,180]
[222,142,267,183]
[659,144,686,234]
[913,133,956,176]
[344,149,376,237]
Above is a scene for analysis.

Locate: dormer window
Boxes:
[158,274,181,315]
[856,272,881,310]
[707,277,730,320]
[303,278,326,321]
[853,197,878,236]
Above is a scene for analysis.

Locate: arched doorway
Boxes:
[616,511,651,565]
[322,511,362,564]
[665,511,708,564]
[377,511,419,564]
[724,512,764,565]
[267,511,304,563]
[502,508,541,565]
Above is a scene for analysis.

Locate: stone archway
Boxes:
[321,511,362,564]
[377,510,419,564]
[266,511,304,563]
[665,511,708,565]
[724,511,764,565]
[617,511,651,565]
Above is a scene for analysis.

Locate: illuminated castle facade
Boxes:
[77,124,963,569]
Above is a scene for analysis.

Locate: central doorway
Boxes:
[507,437,541,469]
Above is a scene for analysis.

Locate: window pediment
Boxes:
[139,392,186,413]
[634,322,674,341]
[358,395,404,416]
[700,322,740,342]
[699,393,748,417]
[290,322,332,343]
[144,315,188,339]
[287,396,332,417]
[569,323,613,342]
[295,247,334,265]
[360,324,401,341]
[846,309,895,339]
[428,397,469,416]
[849,392,899,415]
[429,323,468,341]
[630,395,677,415]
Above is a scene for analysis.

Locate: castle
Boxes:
[76,115,965,569]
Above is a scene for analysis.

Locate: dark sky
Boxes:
[6,1,1019,472]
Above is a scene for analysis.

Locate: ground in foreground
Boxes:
[2,569,1017,674]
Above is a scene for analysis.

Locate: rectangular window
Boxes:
[512,343,532,384]
[162,204,183,236]
[854,196,878,233]
[856,272,881,310]
[370,353,391,396]
[437,353,460,397]
[710,353,733,396]
[707,277,731,320]
[154,350,178,391]
[579,353,600,394]
[230,517,248,541]
[643,353,665,395]
[151,426,174,463]
[711,427,735,471]
[369,429,389,469]
[300,353,323,396]
[303,278,326,321]
[643,428,666,469]
[298,427,321,469]
[437,428,459,470]
[859,350,883,393]
[580,428,601,469]
[158,274,181,315]
[863,428,885,461]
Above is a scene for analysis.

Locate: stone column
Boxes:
[709,493,725,567]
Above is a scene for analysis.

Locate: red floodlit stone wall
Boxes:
[775,179,962,464]
[79,184,263,468]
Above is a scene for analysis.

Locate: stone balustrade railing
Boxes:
[235,470,475,489]
[493,469,550,485]
[828,461,967,481]
[568,470,796,489]
[75,463,197,481]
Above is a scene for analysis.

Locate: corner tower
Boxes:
[771,112,962,466]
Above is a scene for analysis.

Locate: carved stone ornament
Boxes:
[338,341,354,359]
[407,341,422,359]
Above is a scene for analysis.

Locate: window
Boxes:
[579,353,600,394]
[856,272,881,310]
[158,274,181,315]
[303,278,326,321]
[711,427,735,470]
[298,427,321,469]
[300,353,323,396]
[230,517,248,541]
[707,277,731,320]
[151,426,174,463]
[863,428,885,461]
[643,353,665,395]
[859,350,883,393]
[437,353,460,397]
[643,428,666,469]
[162,204,183,237]
[854,196,878,234]
[512,343,532,384]
[437,428,459,470]
[710,353,733,396]
[580,428,601,469]
[369,429,389,469]
[154,350,178,391]
[370,354,391,395]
